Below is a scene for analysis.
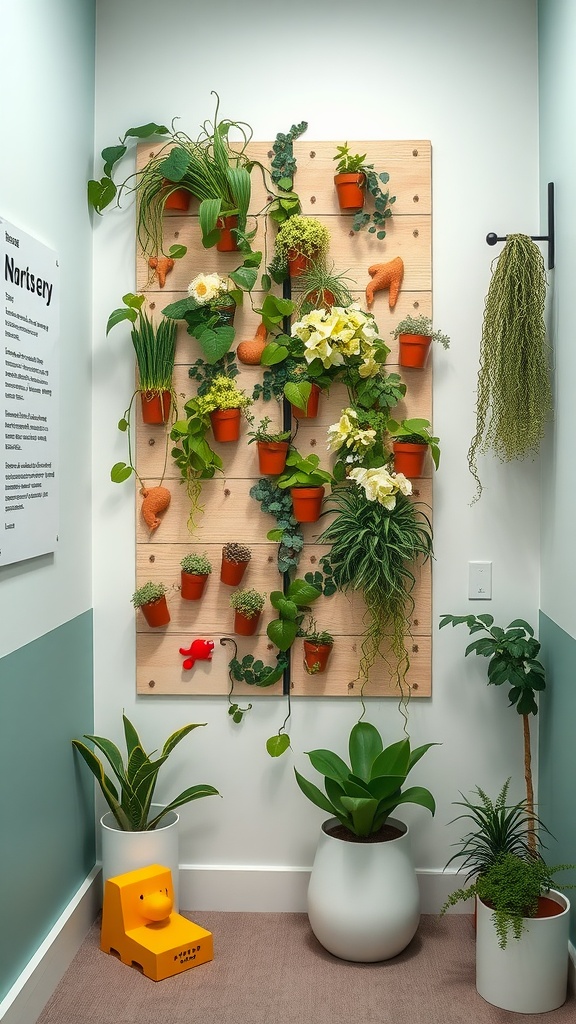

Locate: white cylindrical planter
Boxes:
[307,816,420,962]
[100,804,180,910]
[476,890,570,1013]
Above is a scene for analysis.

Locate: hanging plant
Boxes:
[468,234,553,502]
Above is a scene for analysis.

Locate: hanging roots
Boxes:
[468,233,553,502]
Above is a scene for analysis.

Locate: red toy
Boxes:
[179,638,215,671]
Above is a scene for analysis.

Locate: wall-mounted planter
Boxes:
[291,486,325,523]
[334,172,365,213]
[287,250,312,278]
[257,440,290,476]
[181,572,209,601]
[140,596,170,628]
[220,554,250,586]
[392,442,427,478]
[140,389,171,424]
[210,408,241,442]
[398,333,432,369]
[216,215,239,252]
[291,383,321,420]
[234,610,261,636]
[303,640,333,675]
[163,186,191,212]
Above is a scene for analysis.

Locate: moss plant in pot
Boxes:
[195,374,253,443]
[230,588,266,636]
[387,417,441,478]
[72,714,220,910]
[180,552,212,601]
[220,542,252,586]
[277,449,333,523]
[269,214,330,280]
[295,720,437,961]
[131,581,170,627]
[391,314,450,369]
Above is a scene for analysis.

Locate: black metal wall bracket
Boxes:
[486,181,555,270]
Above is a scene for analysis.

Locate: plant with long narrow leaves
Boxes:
[294,721,437,838]
[72,714,219,831]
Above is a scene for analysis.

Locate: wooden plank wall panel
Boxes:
[134,140,432,699]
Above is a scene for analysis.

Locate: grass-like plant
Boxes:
[318,482,433,705]
[131,581,167,608]
[72,714,219,831]
[467,233,553,502]
[294,259,356,313]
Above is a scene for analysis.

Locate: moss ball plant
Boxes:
[180,553,212,575]
[222,542,252,565]
[270,215,330,280]
[131,581,168,608]
[195,375,252,414]
[230,588,266,619]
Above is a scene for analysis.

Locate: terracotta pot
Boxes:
[140,595,170,628]
[305,288,336,309]
[303,640,333,674]
[257,440,289,475]
[180,571,209,601]
[234,609,261,636]
[214,302,236,328]
[210,407,241,442]
[287,250,312,278]
[291,486,325,523]
[140,390,171,424]
[163,185,191,212]
[216,215,239,252]
[398,333,432,369]
[291,383,321,420]
[334,172,365,212]
[220,555,250,586]
[393,441,427,478]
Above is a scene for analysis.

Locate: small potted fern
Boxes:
[230,588,266,636]
[332,143,396,238]
[131,581,170,627]
[180,552,212,601]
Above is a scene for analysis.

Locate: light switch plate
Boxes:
[468,561,492,600]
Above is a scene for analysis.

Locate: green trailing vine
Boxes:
[468,233,553,502]
[249,478,304,574]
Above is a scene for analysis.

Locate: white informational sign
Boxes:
[1,216,59,565]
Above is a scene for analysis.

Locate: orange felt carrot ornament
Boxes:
[237,322,269,365]
[140,485,171,532]
[365,256,404,310]
[148,256,175,288]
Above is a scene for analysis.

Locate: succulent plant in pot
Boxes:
[220,541,252,586]
[194,374,253,443]
[230,588,266,636]
[391,314,450,369]
[180,552,212,601]
[131,581,170,627]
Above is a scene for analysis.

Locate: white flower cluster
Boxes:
[348,465,412,509]
[327,409,377,456]
[291,304,382,377]
[188,273,229,305]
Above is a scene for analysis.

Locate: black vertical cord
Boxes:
[281,275,292,696]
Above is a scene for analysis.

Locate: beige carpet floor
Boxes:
[37,912,575,1024]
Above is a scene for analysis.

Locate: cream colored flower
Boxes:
[349,465,412,508]
[188,273,226,305]
[327,412,355,451]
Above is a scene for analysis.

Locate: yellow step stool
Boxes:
[101,863,213,981]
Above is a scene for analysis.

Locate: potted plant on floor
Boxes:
[332,143,396,240]
[220,542,252,586]
[195,374,253,443]
[72,714,219,909]
[269,214,330,280]
[131,581,171,627]
[247,416,292,475]
[391,314,450,369]
[180,552,212,601]
[387,417,441,477]
[295,720,437,961]
[277,449,333,523]
[299,618,334,675]
[230,588,266,636]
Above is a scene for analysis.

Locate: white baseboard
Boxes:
[569,940,576,994]
[0,868,101,1024]
[179,864,471,914]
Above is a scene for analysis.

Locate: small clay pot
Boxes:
[220,555,250,586]
[398,334,432,369]
[291,383,321,420]
[392,441,427,478]
[334,172,365,213]
[303,640,333,674]
[180,572,209,601]
[256,440,289,475]
[234,609,261,636]
[291,486,325,523]
[216,215,239,252]
[210,408,241,442]
[140,390,171,424]
[140,596,170,628]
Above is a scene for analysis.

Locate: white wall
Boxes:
[0,0,95,658]
[93,0,541,898]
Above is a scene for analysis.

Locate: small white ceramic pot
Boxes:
[100,803,180,910]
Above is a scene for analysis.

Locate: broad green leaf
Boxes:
[199,198,223,246]
[267,529,284,542]
[125,122,169,140]
[168,244,187,260]
[161,296,199,319]
[266,618,298,651]
[395,785,436,816]
[106,305,138,334]
[260,342,289,366]
[294,769,336,812]
[229,266,258,292]
[159,146,191,182]
[340,796,379,837]
[87,176,117,213]
[117,419,128,432]
[284,380,311,411]
[371,738,410,780]
[194,324,235,363]
[71,741,131,830]
[267,734,291,757]
[110,462,133,483]
[306,748,349,784]
[147,785,220,829]
[286,579,321,606]
[349,722,383,781]
[100,145,126,177]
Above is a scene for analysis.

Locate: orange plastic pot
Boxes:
[210,408,241,442]
[234,609,261,636]
[334,172,365,212]
[291,486,325,523]
[287,250,312,278]
[291,383,321,420]
[220,556,249,586]
[257,440,289,475]
[393,441,427,478]
[180,572,209,601]
[398,333,432,369]
[140,596,170,628]
[305,288,336,309]
[163,186,191,211]
[303,640,333,674]
[216,215,239,252]
[140,390,171,424]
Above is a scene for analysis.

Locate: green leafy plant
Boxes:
[332,144,396,240]
[387,417,442,471]
[269,215,330,282]
[107,293,177,486]
[267,578,322,652]
[276,450,333,491]
[188,352,239,395]
[391,314,450,349]
[180,553,212,575]
[445,779,550,884]
[88,121,172,215]
[169,397,223,531]
[438,613,546,851]
[195,374,252,415]
[249,479,304,574]
[229,588,266,619]
[441,853,575,949]
[294,259,356,314]
[261,121,308,228]
[295,721,437,838]
[246,416,291,445]
[333,143,367,175]
[130,581,168,609]
[72,713,219,831]
[299,617,335,647]
[467,233,552,503]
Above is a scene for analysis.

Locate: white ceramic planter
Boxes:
[307,816,420,962]
[476,889,570,1013]
[100,804,180,910]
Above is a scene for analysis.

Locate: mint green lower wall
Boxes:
[538,611,576,943]
[0,612,95,1001]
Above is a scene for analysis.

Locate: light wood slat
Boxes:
[136,633,431,698]
[137,214,431,294]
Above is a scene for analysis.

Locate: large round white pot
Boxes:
[476,889,570,1013]
[307,816,420,962]
[100,804,180,910]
